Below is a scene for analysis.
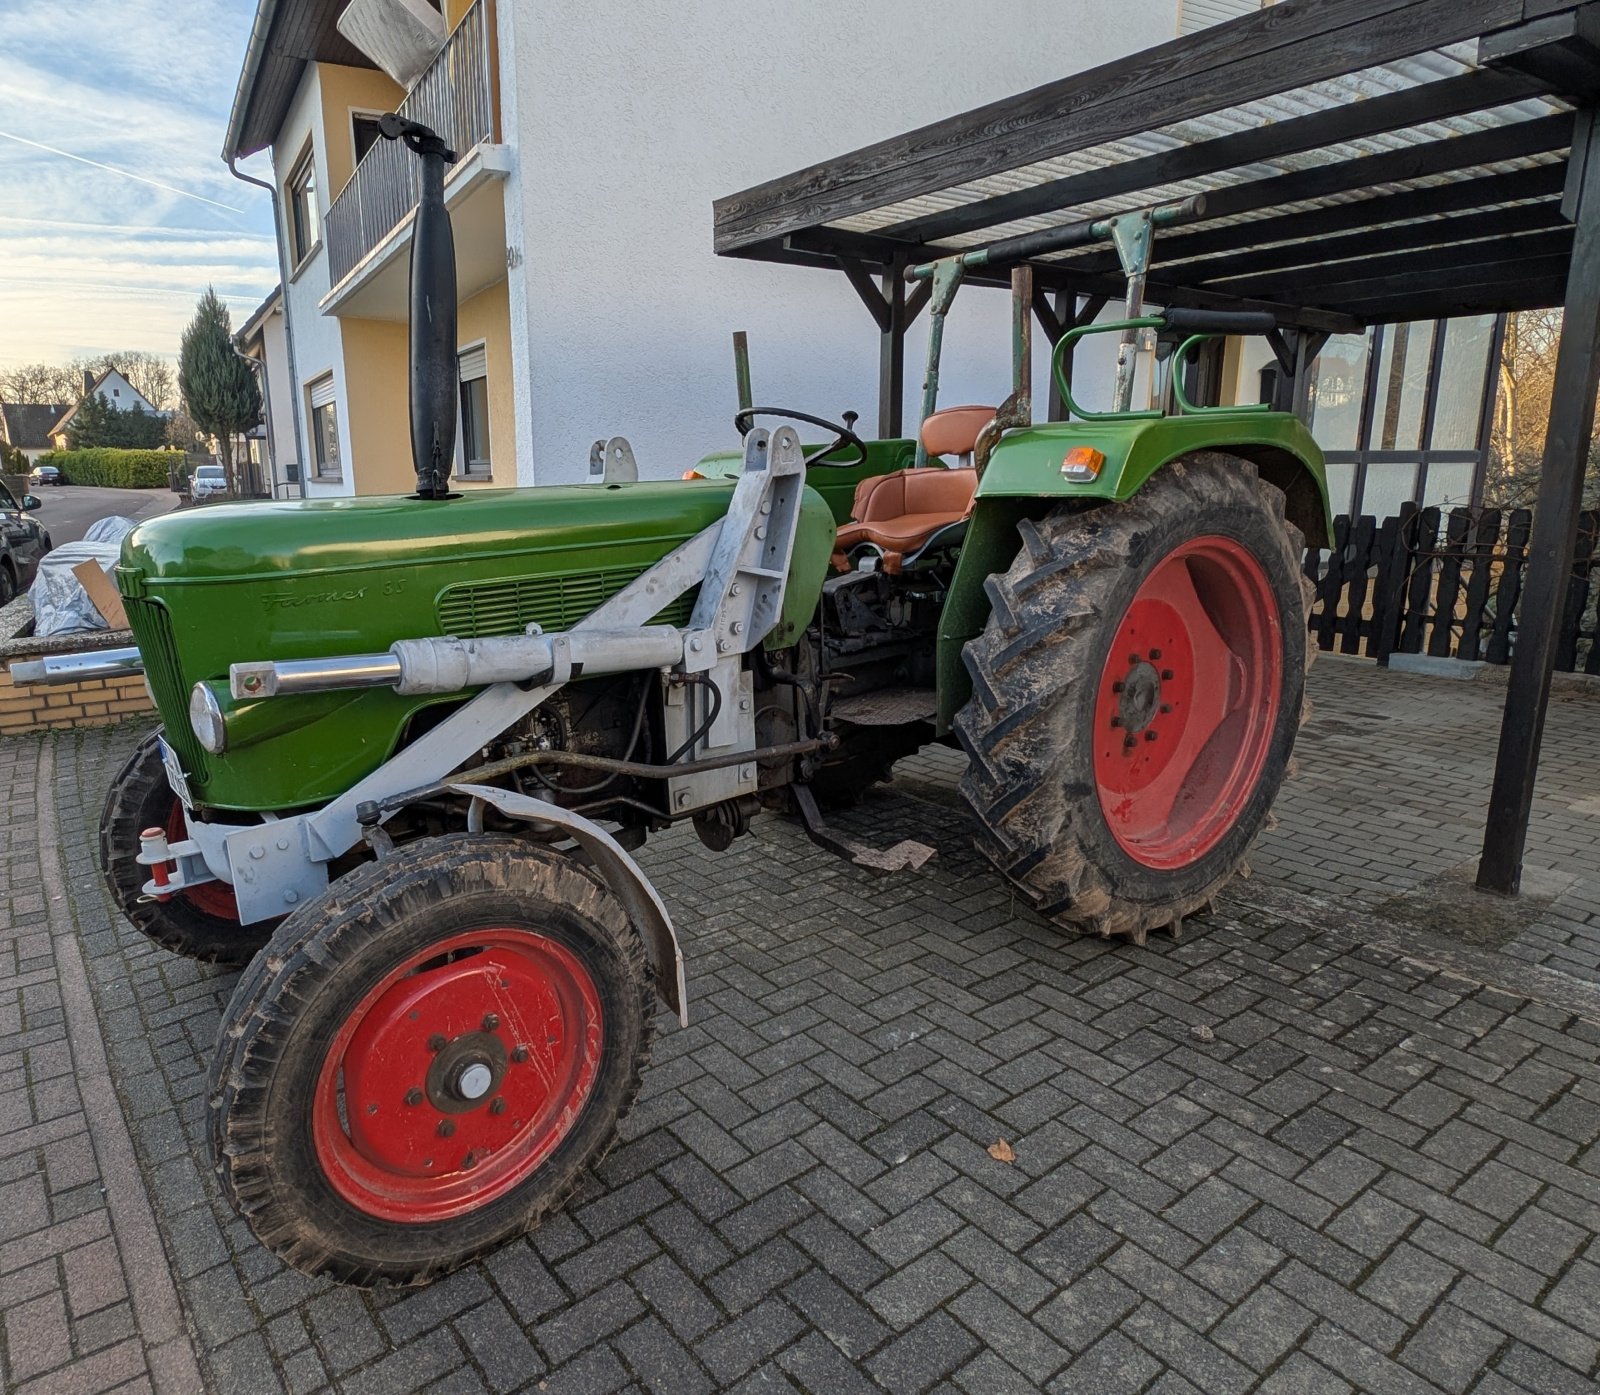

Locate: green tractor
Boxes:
[21,118,1326,1285]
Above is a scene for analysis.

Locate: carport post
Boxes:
[878,266,907,439]
[1477,107,1600,896]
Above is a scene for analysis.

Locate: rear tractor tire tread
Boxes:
[955,453,1314,943]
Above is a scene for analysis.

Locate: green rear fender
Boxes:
[936,412,1329,731]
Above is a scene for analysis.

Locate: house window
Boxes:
[307,376,341,479]
[352,114,383,167]
[288,149,320,266]
[458,346,491,478]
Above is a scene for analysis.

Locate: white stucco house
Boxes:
[223,0,1265,497]
[48,369,163,451]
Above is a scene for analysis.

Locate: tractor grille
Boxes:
[122,596,208,783]
[436,569,697,637]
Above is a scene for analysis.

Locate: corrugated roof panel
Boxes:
[825,48,1568,245]
[1179,0,1267,34]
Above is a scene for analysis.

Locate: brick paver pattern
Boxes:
[2,657,1599,1393]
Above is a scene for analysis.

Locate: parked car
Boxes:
[190,464,229,500]
[29,464,63,487]
[0,481,51,605]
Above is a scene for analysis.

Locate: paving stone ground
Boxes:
[4,656,1600,1394]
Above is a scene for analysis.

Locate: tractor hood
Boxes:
[119,484,742,583]
[118,482,835,813]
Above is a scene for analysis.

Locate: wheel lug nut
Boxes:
[1149,648,1162,660]
[512,1046,529,1063]
[428,1034,447,1052]
[1161,669,1174,681]
[1145,730,1158,742]
[1128,653,1141,665]
[1110,716,1122,728]
[437,1120,456,1138]
[1112,681,1124,693]
[482,1013,500,1031]
[405,1088,423,1106]
[463,1151,478,1170]
[490,1097,506,1115]
[1123,736,1137,751]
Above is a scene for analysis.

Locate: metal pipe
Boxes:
[226,157,306,488]
[10,647,144,687]
[733,331,753,412]
[231,654,402,699]
[373,733,840,819]
[906,194,1206,282]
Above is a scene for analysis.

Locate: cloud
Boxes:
[0,0,278,373]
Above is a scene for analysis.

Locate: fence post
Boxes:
[1371,501,1416,666]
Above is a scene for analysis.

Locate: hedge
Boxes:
[38,448,176,489]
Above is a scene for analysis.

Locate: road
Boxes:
[28,484,179,547]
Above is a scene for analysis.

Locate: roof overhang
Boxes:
[714,0,1600,328]
[224,0,378,163]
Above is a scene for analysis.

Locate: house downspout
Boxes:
[227,156,306,488]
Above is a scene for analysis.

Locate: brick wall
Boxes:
[0,600,155,735]
[0,655,154,735]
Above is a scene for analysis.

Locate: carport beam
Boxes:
[1478,107,1600,896]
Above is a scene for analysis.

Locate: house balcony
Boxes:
[321,0,509,320]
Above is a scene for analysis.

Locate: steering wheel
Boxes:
[733,407,868,468]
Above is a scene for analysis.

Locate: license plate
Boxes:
[159,737,194,811]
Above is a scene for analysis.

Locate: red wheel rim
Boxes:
[164,800,242,920]
[1093,534,1282,871]
[312,928,603,1223]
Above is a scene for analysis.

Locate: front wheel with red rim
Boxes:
[956,454,1313,943]
[210,833,652,1287]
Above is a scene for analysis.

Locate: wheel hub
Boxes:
[1115,660,1163,734]
[426,1030,508,1114]
[313,929,603,1223]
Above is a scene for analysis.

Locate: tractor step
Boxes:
[790,785,936,874]
[830,687,938,726]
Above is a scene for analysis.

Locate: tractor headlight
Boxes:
[189,682,227,755]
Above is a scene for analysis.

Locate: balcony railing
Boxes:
[324,0,494,286]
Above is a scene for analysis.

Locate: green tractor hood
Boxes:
[119,482,835,813]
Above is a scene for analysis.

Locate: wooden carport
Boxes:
[713,0,1600,898]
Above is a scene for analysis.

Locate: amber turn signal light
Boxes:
[1061,446,1105,482]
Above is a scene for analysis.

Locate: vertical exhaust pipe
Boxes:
[379,114,459,499]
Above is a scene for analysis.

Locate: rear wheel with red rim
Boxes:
[98,729,274,965]
[956,454,1313,942]
[210,833,652,1286]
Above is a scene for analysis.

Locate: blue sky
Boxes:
[0,0,279,373]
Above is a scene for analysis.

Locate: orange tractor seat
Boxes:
[829,405,993,573]
[832,466,979,573]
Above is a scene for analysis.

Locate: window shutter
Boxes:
[1178,0,1265,34]
[309,376,337,410]
[458,345,487,381]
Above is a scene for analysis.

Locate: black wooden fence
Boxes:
[1304,503,1600,673]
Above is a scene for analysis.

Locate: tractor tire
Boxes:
[99,729,273,965]
[210,833,653,1287]
[955,454,1313,942]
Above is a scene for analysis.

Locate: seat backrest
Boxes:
[850,467,977,523]
[920,404,996,459]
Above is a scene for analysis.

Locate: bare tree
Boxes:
[0,362,79,404]
[1482,309,1600,511]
